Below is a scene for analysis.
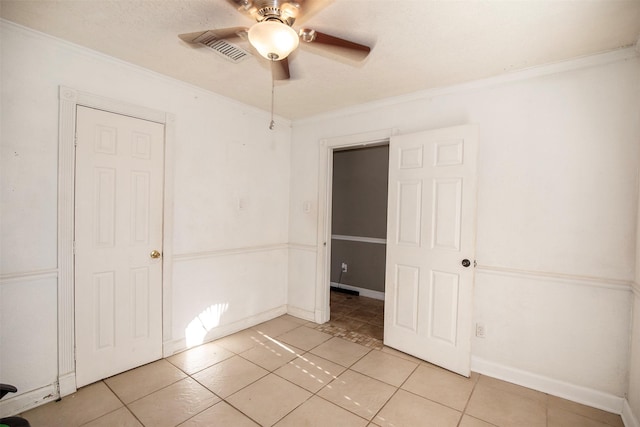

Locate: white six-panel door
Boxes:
[384,124,478,376]
[74,106,164,387]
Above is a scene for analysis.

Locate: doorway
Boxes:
[74,106,165,387]
[325,145,389,343]
[316,125,478,376]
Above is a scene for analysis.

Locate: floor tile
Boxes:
[401,364,478,410]
[104,359,187,403]
[351,349,418,386]
[477,375,547,404]
[379,346,423,364]
[346,307,383,319]
[128,377,219,427]
[227,374,312,427]
[167,341,234,375]
[239,339,303,371]
[275,395,368,427]
[22,382,122,427]
[548,406,614,427]
[331,303,359,317]
[356,323,384,340]
[328,315,366,331]
[280,314,313,326]
[310,337,370,367]
[192,355,268,398]
[80,407,142,427]
[274,352,347,393]
[465,381,546,427]
[214,328,269,354]
[372,389,461,427]
[252,316,303,338]
[547,395,623,427]
[276,325,333,351]
[178,401,259,426]
[318,370,396,421]
[458,414,498,427]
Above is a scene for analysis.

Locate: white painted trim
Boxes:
[330,282,385,301]
[471,356,625,415]
[288,243,317,252]
[162,114,176,346]
[0,382,58,418]
[623,399,640,427]
[632,282,640,296]
[163,305,287,357]
[316,128,397,325]
[57,86,175,396]
[331,234,387,245]
[286,305,316,322]
[476,265,633,292]
[57,86,78,390]
[173,244,289,262]
[295,47,639,126]
[0,269,58,285]
[57,373,76,398]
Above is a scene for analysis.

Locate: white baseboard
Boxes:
[0,382,58,417]
[163,305,288,357]
[623,399,640,427]
[286,305,315,322]
[58,372,76,398]
[471,356,624,415]
[330,282,385,300]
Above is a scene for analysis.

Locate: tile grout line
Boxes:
[364,356,423,425]
[100,379,147,427]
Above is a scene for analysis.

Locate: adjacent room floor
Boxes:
[314,289,385,348]
[21,314,623,427]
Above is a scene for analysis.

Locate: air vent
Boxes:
[199,36,252,63]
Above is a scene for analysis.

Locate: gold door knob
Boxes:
[150,250,161,259]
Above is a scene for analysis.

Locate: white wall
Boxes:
[288,52,640,411]
[0,20,291,410]
[2,17,639,421]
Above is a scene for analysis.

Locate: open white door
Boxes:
[384,124,478,376]
[75,106,164,387]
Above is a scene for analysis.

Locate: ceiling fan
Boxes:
[178,0,372,81]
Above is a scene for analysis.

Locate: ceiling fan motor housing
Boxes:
[251,0,300,26]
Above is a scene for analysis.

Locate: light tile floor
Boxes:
[21,314,624,427]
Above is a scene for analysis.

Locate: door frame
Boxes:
[314,128,398,324]
[57,86,175,397]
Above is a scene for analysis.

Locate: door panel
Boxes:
[75,106,164,387]
[384,124,477,376]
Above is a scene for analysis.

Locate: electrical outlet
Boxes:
[475,322,486,338]
[341,262,348,273]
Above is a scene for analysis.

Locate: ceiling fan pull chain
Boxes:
[269,58,276,130]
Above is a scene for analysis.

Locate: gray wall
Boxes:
[330,145,389,292]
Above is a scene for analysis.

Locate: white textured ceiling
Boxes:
[2,0,640,120]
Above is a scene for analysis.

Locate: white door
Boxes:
[75,106,164,387]
[383,124,478,376]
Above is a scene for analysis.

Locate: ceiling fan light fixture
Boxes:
[248,20,299,60]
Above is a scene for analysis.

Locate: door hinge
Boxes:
[72,241,76,254]
[74,132,78,146]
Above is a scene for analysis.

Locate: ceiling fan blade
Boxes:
[178,27,248,44]
[298,29,371,61]
[271,57,291,80]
